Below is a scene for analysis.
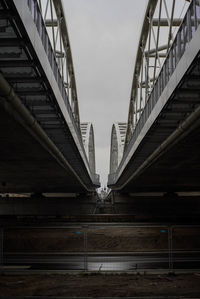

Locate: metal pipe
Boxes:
[167,0,176,52]
[145,44,169,55]
[0,228,3,274]
[0,73,92,191]
[153,0,162,83]
[45,19,58,27]
[153,18,182,26]
[148,53,166,58]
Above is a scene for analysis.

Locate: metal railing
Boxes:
[1,224,200,272]
[110,0,200,184]
[27,0,71,121]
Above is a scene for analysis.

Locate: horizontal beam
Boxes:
[45,19,58,27]
[145,44,168,55]
[141,77,157,87]
[0,38,24,46]
[148,53,167,58]
[0,60,34,67]
[0,10,14,19]
[6,77,44,83]
[56,50,65,58]
[153,18,182,27]
[16,90,47,96]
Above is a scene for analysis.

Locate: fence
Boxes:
[0,224,200,272]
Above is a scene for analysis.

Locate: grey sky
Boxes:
[63,0,148,186]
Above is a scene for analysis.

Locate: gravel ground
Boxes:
[0,273,200,296]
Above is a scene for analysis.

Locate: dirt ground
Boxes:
[4,227,200,252]
[87,228,168,251]
[0,273,200,296]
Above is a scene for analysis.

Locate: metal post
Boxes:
[111,191,114,209]
[111,192,117,214]
[168,226,173,272]
[0,228,4,274]
[83,226,88,272]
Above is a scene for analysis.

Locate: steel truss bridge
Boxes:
[0,0,100,195]
[0,0,200,201]
[109,0,200,194]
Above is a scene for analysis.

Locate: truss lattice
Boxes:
[125,0,190,148]
[36,0,80,129]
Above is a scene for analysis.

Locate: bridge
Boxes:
[0,0,199,216]
[108,0,200,195]
[0,0,100,196]
[0,0,200,289]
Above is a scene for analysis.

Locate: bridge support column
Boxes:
[0,228,3,274]
[168,226,173,272]
[83,225,88,272]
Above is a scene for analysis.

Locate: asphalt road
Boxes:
[3,251,200,271]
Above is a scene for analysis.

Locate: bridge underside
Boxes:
[0,0,98,194]
[110,51,200,193]
[120,122,200,193]
[0,105,87,193]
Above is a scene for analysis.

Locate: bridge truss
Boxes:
[81,123,96,174]
[110,123,127,174]
[35,0,80,129]
[125,0,190,148]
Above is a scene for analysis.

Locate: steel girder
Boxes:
[125,0,190,149]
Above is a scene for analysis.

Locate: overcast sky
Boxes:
[63,0,148,187]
